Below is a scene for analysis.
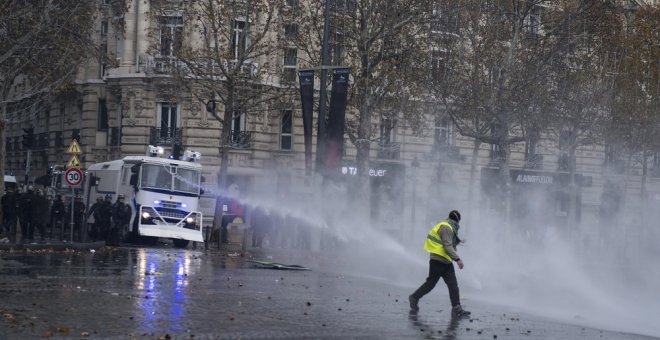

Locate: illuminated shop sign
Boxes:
[510,169,555,185]
[514,173,553,184]
[341,166,388,177]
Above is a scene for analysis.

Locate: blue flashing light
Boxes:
[181,203,188,208]
[154,200,160,205]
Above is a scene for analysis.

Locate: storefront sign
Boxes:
[514,173,554,184]
[341,166,388,177]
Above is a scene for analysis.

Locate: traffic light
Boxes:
[88,174,100,188]
[72,128,81,143]
[22,127,34,149]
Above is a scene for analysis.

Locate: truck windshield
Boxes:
[174,168,200,193]
[140,164,200,194]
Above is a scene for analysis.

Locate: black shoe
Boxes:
[409,295,419,312]
[451,305,471,317]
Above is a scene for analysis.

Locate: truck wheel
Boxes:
[172,239,189,249]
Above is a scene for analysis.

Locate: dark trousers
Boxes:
[20,217,31,238]
[411,259,460,307]
[3,215,17,235]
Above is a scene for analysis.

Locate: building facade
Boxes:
[3,0,659,246]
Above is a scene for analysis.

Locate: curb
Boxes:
[0,241,107,251]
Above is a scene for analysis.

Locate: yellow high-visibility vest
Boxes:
[423,221,455,262]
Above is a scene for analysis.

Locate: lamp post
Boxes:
[316,0,331,171]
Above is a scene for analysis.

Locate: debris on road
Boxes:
[248,260,311,270]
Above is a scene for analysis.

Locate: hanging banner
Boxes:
[298,70,315,176]
[325,68,351,173]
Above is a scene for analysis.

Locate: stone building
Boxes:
[3,0,659,247]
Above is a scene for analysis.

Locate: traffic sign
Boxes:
[64,168,84,186]
[66,155,81,168]
[67,139,82,154]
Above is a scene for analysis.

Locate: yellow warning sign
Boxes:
[67,139,82,154]
[66,155,81,168]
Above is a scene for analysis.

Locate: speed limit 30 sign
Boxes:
[64,168,84,186]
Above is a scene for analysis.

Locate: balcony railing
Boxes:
[142,56,185,74]
[150,127,182,146]
[227,130,252,149]
[377,142,400,160]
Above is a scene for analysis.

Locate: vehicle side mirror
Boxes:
[130,174,138,186]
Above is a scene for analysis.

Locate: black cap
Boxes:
[448,210,461,222]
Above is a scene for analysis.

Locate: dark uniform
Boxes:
[18,188,35,239]
[110,195,131,245]
[1,189,19,237]
[31,191,50,240]
[87,197,104,240]
[71,197,86,240]
[97,196,113,242]
[50,195,65,238]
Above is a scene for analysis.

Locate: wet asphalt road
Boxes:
[0,246,656,339]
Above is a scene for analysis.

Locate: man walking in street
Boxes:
[409,210,471,317]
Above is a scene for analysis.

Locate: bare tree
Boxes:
[150,0,293,189]
[0,0,106,193]
[607,4,660,200]
[546,1,625,230]
[431,0,570,225]
[296,0,434,221]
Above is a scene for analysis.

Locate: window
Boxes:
[604,144,625,174]
[430,48,447,82]
[280,110,293,150]
[653,152,660,178]
[490,144,503,162]
[380,116,397,145]
[158,103,178,139]
[282,48,297,83]
[329,29,343,66]
[555,194,569,217]
[284,23,298,40]
[284,0,299,8]
[101,21,108,36]
[159,16,183,56]
[431,3,459,33]
[141,164,173,190]
[97,99,108,131]
[100,41,108,77]
[525,129,542,168]
[332,0,356,14]
[523,5,541,35]
[434,115,452,146]
[174,167,200,194]
[232,20,247,60]
[230,110,247,144]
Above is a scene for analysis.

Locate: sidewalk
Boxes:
[0,236,106,251]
